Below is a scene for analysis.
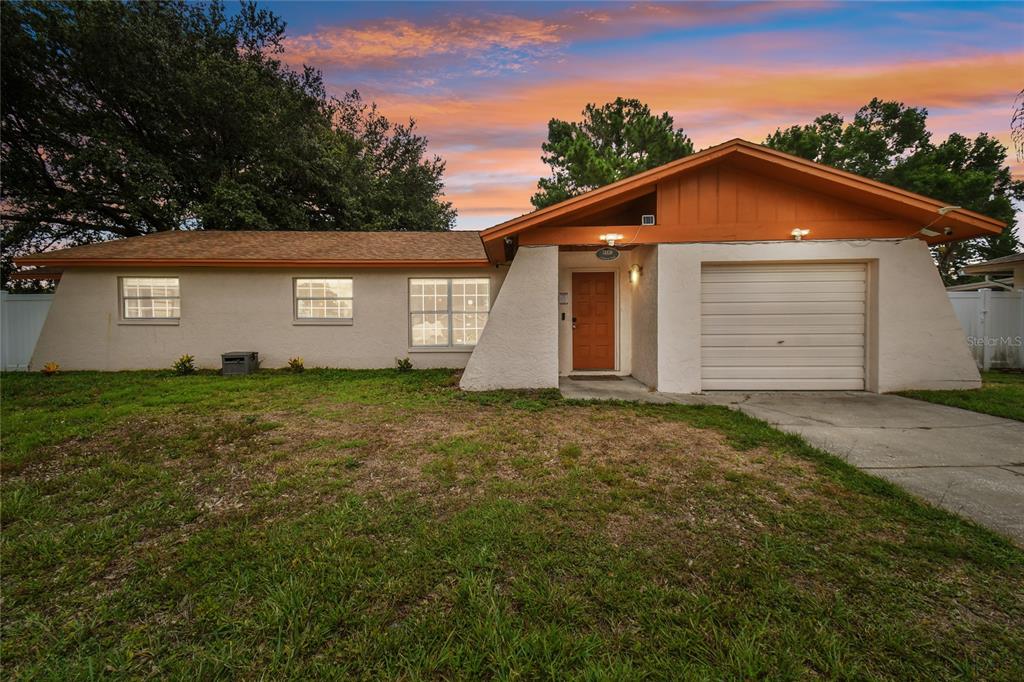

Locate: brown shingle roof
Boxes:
[16,230,489,267]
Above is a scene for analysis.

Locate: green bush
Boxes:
[287,357,305,373]
[172,354,196,376]
[395,357,413,372]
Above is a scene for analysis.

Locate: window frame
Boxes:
[292,277,355,326]
[117,276,181,325]
[408,277,491,350]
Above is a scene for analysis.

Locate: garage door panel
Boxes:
[700,263,867,390]
[702,301,865,315]
[702,279,865,294]
[703,355,862,367]
[702,290,865,303]
[702,378,866,390]
[701,268,866,284]
[703,324,865,336]
[702,346,864,362]
[704,311,864,327]
[702,333,865,347]
[702,366,865,379]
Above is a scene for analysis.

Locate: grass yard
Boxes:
[2,369,1022,680]
[897,370,1024,422]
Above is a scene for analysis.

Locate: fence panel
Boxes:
[948,289,1024,369]
[1,291,54,371]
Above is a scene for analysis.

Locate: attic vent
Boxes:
[641,214,656,226]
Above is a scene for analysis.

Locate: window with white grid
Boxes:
[294,278,353,320]
[409,278,489,347]
[120,277,180,319]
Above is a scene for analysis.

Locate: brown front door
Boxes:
[572,272,615,370]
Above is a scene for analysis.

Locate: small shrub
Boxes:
[173,354,196,376]
[40,362,60,376]
[395,357,413,372]
[287,356,305,373]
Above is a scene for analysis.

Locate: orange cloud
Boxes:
[282,3,822,70]
[283,15,564,68]
[441,146,544,215]
[376,51,1022,145]
[398,51,1023,221]
[444,182,537,215]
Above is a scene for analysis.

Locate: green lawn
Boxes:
[897,370,1024,422]
[2,370,1022,679]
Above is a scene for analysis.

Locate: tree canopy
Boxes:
[531,97,693,209]
[765,99,1023,284]
[1,0,455,288]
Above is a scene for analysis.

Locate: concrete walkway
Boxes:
[560,377,1024,544]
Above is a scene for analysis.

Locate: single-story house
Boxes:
[17,139,1003,392]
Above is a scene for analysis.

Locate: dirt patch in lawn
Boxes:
[9,397,901,581]
[15,400,831,542]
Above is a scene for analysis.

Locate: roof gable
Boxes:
[481,139,1005,257]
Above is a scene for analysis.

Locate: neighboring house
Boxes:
[958,252,1024,291]
[16,139,1003,393]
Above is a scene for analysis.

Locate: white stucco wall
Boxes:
[628,246,658,388]
[656,239,980,393]
[31,266,505,371]
[460,246,559,390]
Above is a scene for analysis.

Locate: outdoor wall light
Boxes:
[791,228,810,241]
[629,264,642,284]
[599,233,624,246]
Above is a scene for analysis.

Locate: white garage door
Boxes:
[701,263,867,390]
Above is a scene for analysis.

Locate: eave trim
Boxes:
[13,258,492,269]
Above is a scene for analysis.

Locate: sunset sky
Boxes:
[266,1,1024,230]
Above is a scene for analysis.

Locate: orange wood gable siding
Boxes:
[519,162,915,246]
[485,140,1005,259]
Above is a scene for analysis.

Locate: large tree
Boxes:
[1,1,455,288]
[531,97,693,209]
[765,99,1023,285]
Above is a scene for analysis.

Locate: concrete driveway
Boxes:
[560,378,1024,543]
[703,391,1024,543]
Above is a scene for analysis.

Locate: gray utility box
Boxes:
[221,351,259,375]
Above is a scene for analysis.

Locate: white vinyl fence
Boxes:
[948,289,1024,370]
[1,291,53,371]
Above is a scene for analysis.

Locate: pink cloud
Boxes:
[378,50,1022,140]
[396,51,1024,221]
[283,15,565,69]
[282,2,826,71]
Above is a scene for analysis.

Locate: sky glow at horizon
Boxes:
[265,1,1024,230]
